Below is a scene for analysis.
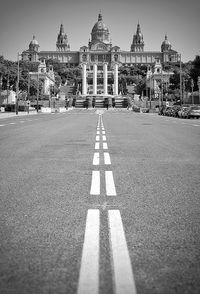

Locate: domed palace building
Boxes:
[22,12,178,66]
[22,12,178,96]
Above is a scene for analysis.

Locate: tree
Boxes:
[190,55,200,91]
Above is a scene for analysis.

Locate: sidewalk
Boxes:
[0,111,38,119]
[0,107,74,119]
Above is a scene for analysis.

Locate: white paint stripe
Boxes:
[93,152,100,165]
[95,142,100,150]
[96,135,100,141]
[102,130,105,134]
[90,171,100,195]
[103,142,108,150]
[9,123,15,125]
[77,209,100,294]
[108,210,137,294]
[104,152,111,165]
[102,127,105,131]
[20,121,25,123]
[96,130,100,135]
[105,171,116,196]
[0,124,5,127]
[192,124,200,127]
[102,135,106,141]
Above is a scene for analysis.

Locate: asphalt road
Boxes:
[0,109,200,294]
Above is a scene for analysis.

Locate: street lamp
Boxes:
[36,69,39,112]
[161,66,163,106]
[191,79,194,105]
[198,76,200,104]
[16,52,22,115]
[179,53,182,106]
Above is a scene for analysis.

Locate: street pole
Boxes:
[179,54,182,106]
[182,78,185,105]
[198,76,200,104]
[0,74,2,108]
[7,67,9,105]
[37,69,39,112]
[27,72,30,114]
[191,79,194,105]
[161,67,163,106]
[16,52,20,115]
[149,74,152,109]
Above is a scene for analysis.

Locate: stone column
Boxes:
[82,63,87,95]
[93,63,97,95]
[114,63,118,96]
[103,62,108,95]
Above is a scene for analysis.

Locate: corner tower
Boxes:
[56,24,70,51]
[131,22,144,52]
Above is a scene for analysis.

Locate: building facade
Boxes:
[22,12,178,69]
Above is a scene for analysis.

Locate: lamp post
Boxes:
[36,69,39,112]
[191,79,194,105]
[0,74,2,108]
[179,54,182,106]
[182,78,185,105]
[149,73,152,109]
[16,52,21,115]
[198,77,200,104]
[161,67,163,106]
[27,72,30,114]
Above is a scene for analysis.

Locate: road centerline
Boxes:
[93,152,100,165]
[77,209,100,294]
[90,171,100,195]
[105,171,116,196]
[108,210,137,294]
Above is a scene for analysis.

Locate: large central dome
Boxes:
[91,13,110,44]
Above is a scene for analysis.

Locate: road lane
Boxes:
[0,111,97,294]
[102,111,200,293]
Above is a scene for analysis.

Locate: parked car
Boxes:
[158,106,166,115]
[178,106,190,118]
[141,108,149,113]
[164,106,173,116]
[171,105,181,117]
[186,106,200,119]
[132,105,140,112]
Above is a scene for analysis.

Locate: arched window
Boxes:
[82,54,87,62]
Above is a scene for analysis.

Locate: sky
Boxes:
[0,0,199,62]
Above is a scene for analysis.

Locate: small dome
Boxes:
[162,34,171,46]
[92,13,109,33]
[30,35,39,46]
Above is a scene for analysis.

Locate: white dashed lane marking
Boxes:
[0,124,5,127]
[102,135,106,141]
[93,152,100,165]
[108,210,137,294]
[96,130,100,135]
[95,142,100,150]
[103,142,108,150]
[96,135,100,141]
[77,209,100,294]
[104,152,111,165]
[90,171,100,195]
[102,130,105,134]
[105,171,116,196]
